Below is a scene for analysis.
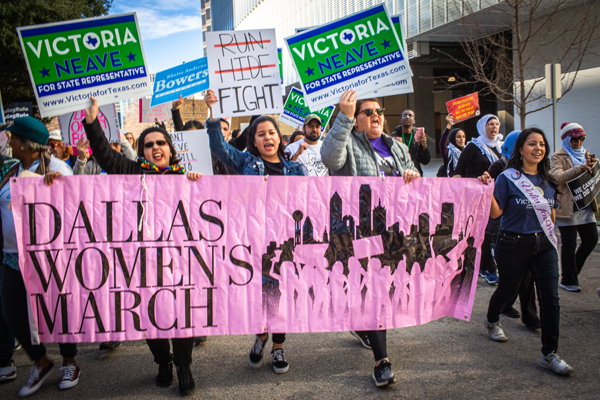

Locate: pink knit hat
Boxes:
[560,122,586,140]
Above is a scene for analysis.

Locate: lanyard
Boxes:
[402,131,414,148]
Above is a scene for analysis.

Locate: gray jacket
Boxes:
[321,112,417,177]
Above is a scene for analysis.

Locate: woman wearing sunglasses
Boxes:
[550,123,598,293]
[82,97,199,396]
[321,89,419,388]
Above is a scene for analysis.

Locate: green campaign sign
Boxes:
[278,48,283,85]
[285,4,411,110]
[279,87,334,131]
[17,13,152,117]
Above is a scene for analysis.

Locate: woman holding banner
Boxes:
[320,89,419,388]
[0,117,78,397]
[478,128,574,376]
[204,89,304,375]
[550,123,598,293]
[82,97,200,396]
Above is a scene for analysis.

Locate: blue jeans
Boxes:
[487,232,560,355]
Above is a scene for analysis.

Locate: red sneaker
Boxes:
[59,363,80,390]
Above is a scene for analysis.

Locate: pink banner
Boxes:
[10,176,493,343]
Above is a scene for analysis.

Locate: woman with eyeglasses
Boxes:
[550,123,598,293]
[82,97,199,395]
[321,90,419,388]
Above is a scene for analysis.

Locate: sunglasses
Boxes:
[358,108,385,117]
[143,140,168,148]
[570,136,585,143]
[48,143,61,149]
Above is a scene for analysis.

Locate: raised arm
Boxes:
[321,90,356,173]
[172,95,185,132]
[83,97,140,175]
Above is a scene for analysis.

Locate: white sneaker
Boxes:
[0,359,17,381]
[18,361,55,397]
[485,318,508,342]
[539,352,574,376]
[559,284,581,292]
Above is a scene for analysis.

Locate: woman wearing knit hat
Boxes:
[0,117,78,397]
[550,122,598,293]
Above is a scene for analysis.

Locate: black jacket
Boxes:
[83,118,179,175]
[393,126,431,176]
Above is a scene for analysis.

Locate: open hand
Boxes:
[172,94,184,110]
[76,137,90,161]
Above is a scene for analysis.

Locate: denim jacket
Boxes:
[206,119,305,176]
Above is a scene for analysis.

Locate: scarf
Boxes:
[501,130,521,159]
[562,137,587,166]
[447,143,462,170]
[137,157,186,174]
[472,114,503,163]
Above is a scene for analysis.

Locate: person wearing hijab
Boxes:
[454,115,504,285]
[550,122,598,293]
[489,130,521,179]
[438,114,466,177]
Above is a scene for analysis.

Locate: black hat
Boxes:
[6,117,49,145]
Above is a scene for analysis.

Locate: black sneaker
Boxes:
[271,349,289,374]
[176,364,196,395]
[99,341,121,350]
[193,336,207,346]
[248,334,268,368]
[372,360,397,387]
[156,362,173,387]
[501,307,520,318]
[350,331,372,349]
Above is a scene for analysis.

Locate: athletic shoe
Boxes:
[539,352,574,376]
[479,270,486,278]
[156,362,173,387]
[249,334,268,368]
[372,360,396,387]
[484,271,499,285]
[99,341,121,350]
[193,336,207,346]
[597,287,600,299]
[485,318,508,342]
[559,284,581,292]
[271,349,289,374]
[18,361,55,398]
[14,339,22,351]
[176,364,195,395]
[524,319,542,331]
[501,307,520,318]
[58,363,80,389]
[350,331,372,349]
[0,359,17,381]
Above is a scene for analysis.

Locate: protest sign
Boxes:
[3,102,33,125]
[285,4,412,110]
[278,48,284,86]
[567,161,600,210]
[12,175,491,342]
[357,15,413,99]
[17,13,152,118]
[169,129,213,175]
[179,99,209,122]
[0,91,4,124]
[139,98,172,123]
[446,93,481,123]
[58,104,120,145]
[206,29,283,118]
[279,87,334,131]
[150,57,209,107]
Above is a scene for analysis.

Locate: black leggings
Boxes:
[558,223,598,286]
[258,333,286,345]
[356,329,387,361]
[146,338,194,366]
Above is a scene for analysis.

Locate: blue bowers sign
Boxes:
[150,57,210,107]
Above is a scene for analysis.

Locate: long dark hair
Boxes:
[507,128,558,193]
[137,127,180,165]
[353,98,389,135]
[246,116,288,161]
[449,128,464,150]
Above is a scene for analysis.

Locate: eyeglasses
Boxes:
[143,140,168,148]
[401,113,414,118]
[570,136,585,143]
[358,108,385,117]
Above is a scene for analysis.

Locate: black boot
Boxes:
[177,364,195,395]
[156,362,173,386]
